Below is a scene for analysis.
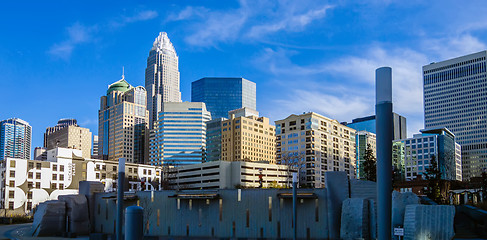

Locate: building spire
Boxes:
[122,66,125,80]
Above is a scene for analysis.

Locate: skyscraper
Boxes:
[275,112,356,188]
[191,77,257,120]
[423,51,487,180]
[43,118,78,147]
[149,102,211,166]
[99,75,149,163]
[45,125,92,159]
[221,108,276,163]
[0,118,32,161]
[145,32,181,129]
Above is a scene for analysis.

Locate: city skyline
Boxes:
[2,1,487,153]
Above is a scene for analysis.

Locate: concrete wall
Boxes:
[93,189,329,239]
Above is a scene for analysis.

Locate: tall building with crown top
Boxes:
[145,32,181,129]
[99,75,149,163]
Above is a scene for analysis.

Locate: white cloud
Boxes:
[123,10,158,23]
[273,90,372,122]
[49,10,158,59]
[255,46,428,136]
[167,0,333,47]
[248,5,333,38]
[48,22,96,59]
[184,9,249,47]
[165,6,208,22]
[422,34,487,61]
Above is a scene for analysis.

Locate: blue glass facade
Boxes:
[149,102,211,166]
[191,77,256,119]
[346,113,407,140]
[206,118,225,162]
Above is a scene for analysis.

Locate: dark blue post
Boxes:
[117,158,126,240]
[292,172,297,240]
[376,67,393,240]
[125,206,144,240]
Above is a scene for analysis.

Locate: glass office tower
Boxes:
[149,102,211,166]
[191,77,256,119]
[423,51,487,180]
[0,118,32,161]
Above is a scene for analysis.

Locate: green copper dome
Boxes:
[106,77,132,95]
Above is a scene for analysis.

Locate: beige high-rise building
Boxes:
[275,112,356,188]
[45,125,92,159]
[99,75,149,164]
[221,109,276,163]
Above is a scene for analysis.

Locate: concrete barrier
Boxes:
[404,204,455,240]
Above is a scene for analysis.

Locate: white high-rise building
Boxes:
[145,32,181,129]
[423,51,487,180]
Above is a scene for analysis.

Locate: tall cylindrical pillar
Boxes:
[125,206,144,240]
[376,67,393,240]
[117,158,126,240]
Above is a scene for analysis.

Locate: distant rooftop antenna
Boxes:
[122,66,125,79]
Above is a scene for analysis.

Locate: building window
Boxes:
[52,165,57,171]
[10,160,15,168]
[96,173,100,179]
[9,171,15,178]
[52,175,57,180]
[28,172,33,179]
[9,202,14,210]
[59,183,64,189]
[9,181,14,187]
[36,163,41,169]
[9,191,14,198]
[27,191,32,199]
[36,182,40,189]
[28,162,34,169]
[36,173,41,179]
[27,202,32,211]
[60,165,64,172]
[51,183,57,189]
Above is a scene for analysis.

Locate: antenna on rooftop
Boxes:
[122,66,125,79]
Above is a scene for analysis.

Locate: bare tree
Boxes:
[138,195,154,234]
[278,151,306,187]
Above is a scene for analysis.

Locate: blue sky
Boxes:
[2,0,487,153]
